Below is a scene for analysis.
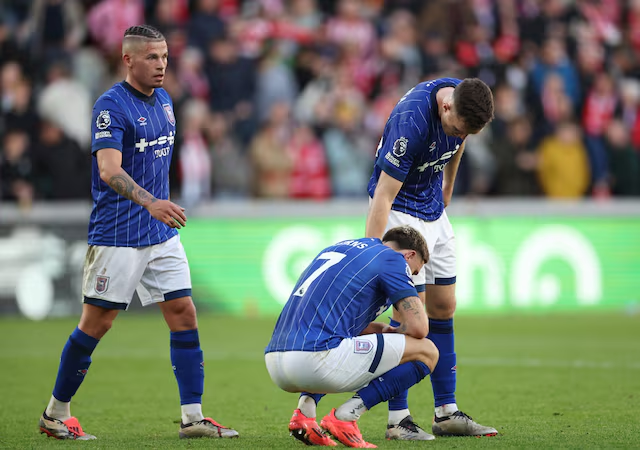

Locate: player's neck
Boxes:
[124,76,154,97]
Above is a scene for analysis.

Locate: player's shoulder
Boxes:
[426,77,462,88]
[93,83,128,112]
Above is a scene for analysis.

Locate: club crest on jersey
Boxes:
[96,110,111,130]
[393,137,408,157]
[95,275,110,294]
[354,339,373,354]
[163,103,176,126]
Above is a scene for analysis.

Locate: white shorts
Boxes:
[265,334,406,393]
[386,209,456,287]
[82,235,192,310]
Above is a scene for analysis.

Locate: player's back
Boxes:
[265,238,413,353]
[367,78,464,221]
[88,82,178,247]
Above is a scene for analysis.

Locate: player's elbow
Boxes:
[99,164,118,183]
[405,322,429,339]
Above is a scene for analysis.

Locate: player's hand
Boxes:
[381,324,398,334]
[146,199,187,229]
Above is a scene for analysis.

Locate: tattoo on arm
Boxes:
[395,296,424,334]
[108,172,157,206]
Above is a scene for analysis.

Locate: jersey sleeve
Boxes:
[91,96,127,154]
[376,111,427,182]
[378,250,418,305]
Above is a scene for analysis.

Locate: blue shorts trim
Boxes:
[416,284,426,293]
[164,288,192,301]
[83,296,127,310]
[368,334,385,374]
[434,276,456,286]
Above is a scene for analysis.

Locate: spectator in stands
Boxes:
[179,100,212,207]
[206,113,251,199]
[249,102,294,198]
[490,116,539,196]
[36,61,91,149]
[537,121,590,198]
[0,78,39,138]
[322,87,373,197]
[32,121,89,200]
[288,124,331,200]
[0,129,33,206]
[205,35,256,143]
[22,0,86,68]
[605,119,640,196]
[529,37,581,113]
[187,0,226,56]
[86,0,144,57]
[582,72,618,196]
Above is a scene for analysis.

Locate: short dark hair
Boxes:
[382,226,429,264]
[124,25,165,41]
[453,78,495,133]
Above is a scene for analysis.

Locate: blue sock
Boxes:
[387,319,409,411]
[301,392,325,404]
[358,361,431,410]
[52,327,99,402]
[428,318,456,407]
[170,329,204,405]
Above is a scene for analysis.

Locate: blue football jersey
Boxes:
[88,82,178,247]
[265,238,418,353]
[367,78,465,222]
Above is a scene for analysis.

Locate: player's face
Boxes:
[128,40,168,93]
[441,101,469,139]
[405,251,424,276]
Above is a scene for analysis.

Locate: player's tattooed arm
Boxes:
[108,171,157,207]
[393,296,428,338]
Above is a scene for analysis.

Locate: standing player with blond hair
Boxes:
[38,25,238,441]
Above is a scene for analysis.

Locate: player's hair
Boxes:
[123,25,165,41]
[382,226,429,264]
[453,78,495,133]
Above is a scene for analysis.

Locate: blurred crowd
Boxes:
[1,0,640,208]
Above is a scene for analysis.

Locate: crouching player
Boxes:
[265,226,439,448]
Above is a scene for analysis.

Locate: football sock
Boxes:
[428,318,457,409]
[335,394,367,421]
[181,403,204,424]
[170,329,204,417]
[49,326,99,418]
[389,408,411,425]
[358,361,431,411]
[298,393,324,418]
[435,403,459,418]
[46,396,71,421]
[387,318,411,424]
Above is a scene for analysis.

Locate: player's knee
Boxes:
[79,316,113,339]
[417,338,439,372]
[427,298,456,319]
[162,297,198,331]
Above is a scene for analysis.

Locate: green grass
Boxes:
[1,311,639,449]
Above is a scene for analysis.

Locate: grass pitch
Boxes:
[1,311,639,449]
